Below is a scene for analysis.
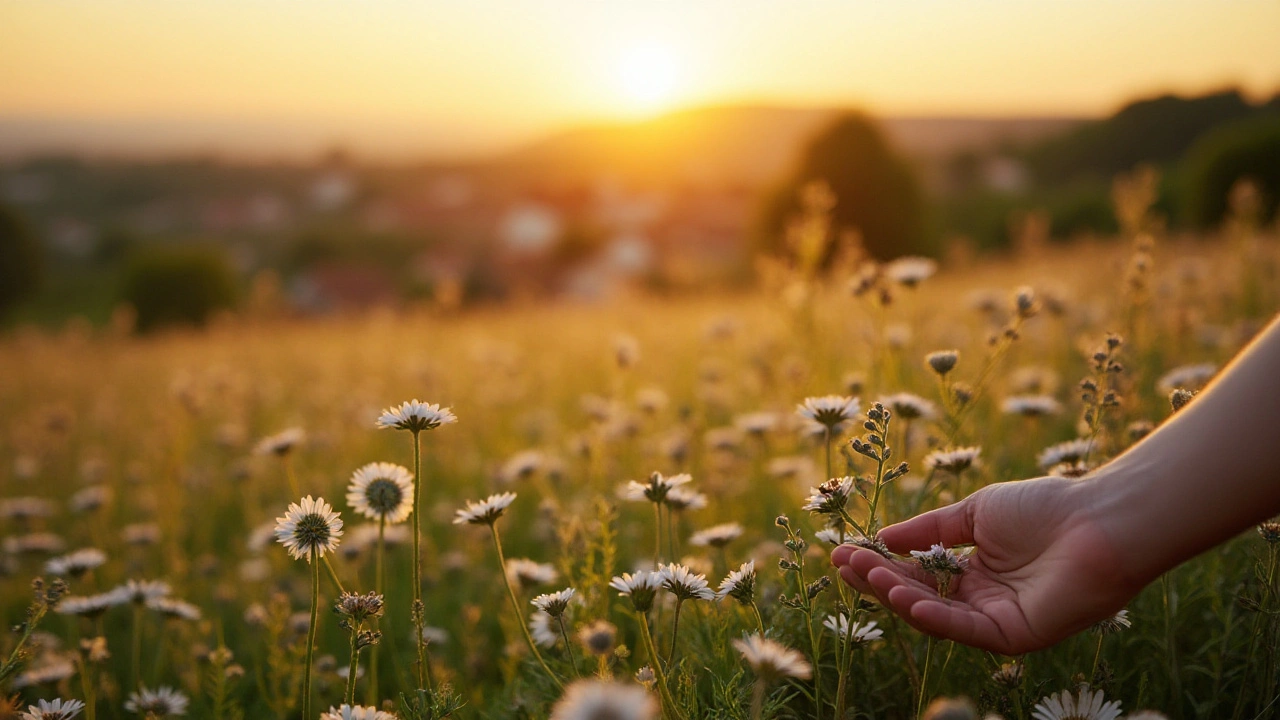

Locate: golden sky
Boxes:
[2,0,1278,158]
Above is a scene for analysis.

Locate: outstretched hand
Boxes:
[831,477,1140,654]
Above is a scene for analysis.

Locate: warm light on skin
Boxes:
[616,43,682,115]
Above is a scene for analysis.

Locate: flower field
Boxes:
[2,191,1279,719]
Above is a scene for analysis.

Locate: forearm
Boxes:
[1087,314,1280,586]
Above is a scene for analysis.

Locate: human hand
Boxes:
[831,476,1141,654]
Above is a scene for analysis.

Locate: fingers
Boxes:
[830,543,857,567]
[877,497,976,553]
[908,600,1012,654]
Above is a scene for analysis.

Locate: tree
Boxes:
[758,112,925,263]
[119,246,238,332]
[1182,113,1280,228]
[0,202,42,317]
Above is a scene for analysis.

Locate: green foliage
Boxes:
[1182,113,1280,228]
[759,113,926,262]
[119,245,238,332]
[0,202,43,316]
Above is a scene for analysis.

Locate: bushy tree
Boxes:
[0,202,42,317]
[758,112,925,263]
[119,245,238,332]
[1182,113,1280,228]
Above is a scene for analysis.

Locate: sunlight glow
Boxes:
[616,43,681,114]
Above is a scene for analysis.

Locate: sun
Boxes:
[616,43,681,114]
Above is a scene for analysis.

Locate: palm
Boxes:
[833,477,1136,654]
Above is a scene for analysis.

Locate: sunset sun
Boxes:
[616,42,681,114]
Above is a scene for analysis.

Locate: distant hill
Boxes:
[488,105,1081,188]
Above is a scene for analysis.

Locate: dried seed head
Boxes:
[925,350,959,377]
[1169,388,1196,412]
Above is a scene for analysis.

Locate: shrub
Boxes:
[119,245,238,332]
[1182,113,1280,228]
[0,202,42,317]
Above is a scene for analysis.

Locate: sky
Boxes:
[1,0,1278,160]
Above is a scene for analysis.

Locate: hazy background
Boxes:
[1,0,1278,329]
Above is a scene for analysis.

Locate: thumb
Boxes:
[877,497,976,553]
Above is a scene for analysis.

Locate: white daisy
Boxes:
[56,591,127,618]
[2,533,66,555]
[499,450,545,483]
[531,588,577,618]
[924,447,982,474]
[69,485,111,513]
[879,393,937,421]
[885,256,938,287]
[44,548,107,577]
[0,497,55,520]
[665,487,707,512]
[375,400,457,433]
[1155,363,1217,394]
[21,698,86,720]
[506,558,559,590]
[549,680,658,720]
[346,462,414,524]
[1090,609,1131,635]
[1031,685,1122,720]
[814,528,850,546]
[797,395,860,433]
[147,597,202,622]
[452,492,517,526]
[274,496,344,562]
[733,634,812,680]
[658,563,716,601]
[124,686,190,717]
[115,579,171,605]
[11,659,76,689]
[610,571,663,613]
[1037,438,1094,469]
[530,610,559,648]
[717,560,756,605]
[689,523,743,548]
[121,523,161,546]
[254,427,305,457]
[734,411,779,436]
[802,477,857,516]
[1001,395,1064,417]
[620,472,693,505]
[318,705,397,720]
[822,614,884,643]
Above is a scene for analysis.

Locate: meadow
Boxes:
[1,182,1278,720]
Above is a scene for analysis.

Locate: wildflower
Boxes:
[69,485,110,513]
[375,399,457,433]
[802,476,857,516]
[11,658,76,689]
[506,558,559,590]
[549,680,658,720]
[733,635,812,680]
[1156,363,1217,393]
[1258,521,1280,543]
[334,592,385,624]
[1014,285,1039,318]
[690,523,743,548]
[851,534,891,557]
[885,256,937,287]
[735,411,779,436]
[452,492,517,526]
[814,528,847,546]
[991,661,1024,689]
[1090,609,1131,635]
[274,496,344,561]
[797,395,860,433]
[614,334,640,369]
[124,686,190,717]
[620,472,692,505]
[717,560,757,605]
[879,392,937,420]
[704,427,743,452]
[530,611,558,648]
[319,704,397,720]
[924,447,982,474]
[346,462,414,523]
[56,591,126,618]
[3,533,66,555]
[658,563,716,601]
[910,543,969,597]
[1048,461,1092,478]
[498,450,545,483]
[21,698,86,720]
[634,666,656,686]
[926,350,959,377]
[822,614,883,643]
[610,571,663,613]
[664,487,707,511]
[44,548,107,578]
[147,597,202,622]
[531,588,577,618]
[577,620,617,657]
[1030,685,1121,720]
[254,427,305,456]
[1001,395,1063,417]
[1037,439,1094,469]
[121,523,161,546]
[636,387,669,414]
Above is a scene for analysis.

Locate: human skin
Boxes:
[831,314,1280,655]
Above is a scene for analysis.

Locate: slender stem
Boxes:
[653,502,662,568]
[492,525,564,689]
[304,549,320,720]
[639,613,685,720]
[1162,574,1182,707]
[824,428,833,481]
[131,604,142,691]
[749,678,767,720]
[751,602,767,637]
[368,516,385,705]
[346,628,359,706]
[283,455,300,497]
[558,616,582,677]
[411,430,427,690]
[1089,635,1104,684]
[323,555,347,594]
[917,636,935,719]
[80,656,96,720]
[668,598,684,665]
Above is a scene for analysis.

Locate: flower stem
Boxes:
[410,429,427,690]
[653,502,662,568]
[917,636,935,718]
[304,548,320,720]
[751,602,767,637]
[491,525,564,689]
[1089,634,1104,684]
[368,517,385,705]
[558,615,582,677]
[668,598,684,665]
[749,677,767,720]
[130,604,142,691]
[346,629,359,706]
[639,612,685,720]
[322,555,346,594]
